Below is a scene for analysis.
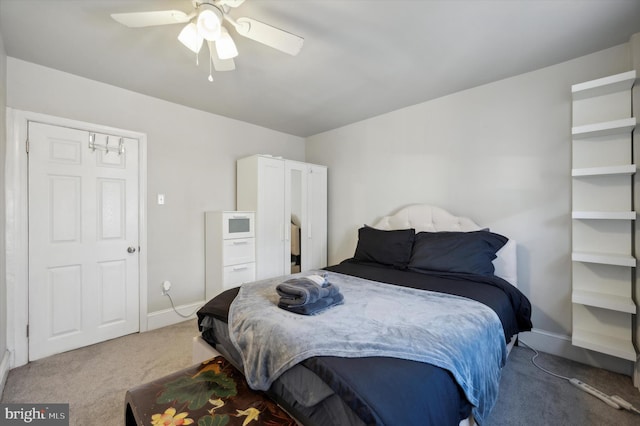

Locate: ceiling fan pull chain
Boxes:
[208,45,214,82]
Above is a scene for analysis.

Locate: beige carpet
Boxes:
[1,319,197,426]
[3,319,640,425]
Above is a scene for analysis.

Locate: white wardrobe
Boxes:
[237,155,328,280]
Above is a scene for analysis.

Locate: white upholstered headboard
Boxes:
[372,205,518,287]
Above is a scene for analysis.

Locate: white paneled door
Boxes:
[28,122,140,361]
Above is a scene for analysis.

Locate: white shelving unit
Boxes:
[572,289,636,313]
[572,164,636,177]
[572,117,636,139]
[571,252,636,268]
[571,70,638,362]
[572,211,637,220]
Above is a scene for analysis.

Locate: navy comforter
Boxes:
[197,259,532,426]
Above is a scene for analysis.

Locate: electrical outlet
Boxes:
[161,280,172,295]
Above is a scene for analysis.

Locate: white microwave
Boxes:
[222,211,255,239]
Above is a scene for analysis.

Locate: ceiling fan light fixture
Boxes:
[178,23,204,53]
[196,5,223,41]
[111,1,304,81]
[215,27,239,59]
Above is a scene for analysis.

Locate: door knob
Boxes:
[127,247,137,253]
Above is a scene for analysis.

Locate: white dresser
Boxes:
[205,211,256,300]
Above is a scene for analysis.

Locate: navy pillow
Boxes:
[354,226,416,269]
[408,231,507,276]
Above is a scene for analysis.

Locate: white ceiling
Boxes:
[2,0,640,137]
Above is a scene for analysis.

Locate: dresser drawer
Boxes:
[223,263,256,289]
[223,238,255,265]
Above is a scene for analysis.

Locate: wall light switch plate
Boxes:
[157,194,165,205]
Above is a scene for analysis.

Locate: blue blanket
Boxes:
[229,271,507,425]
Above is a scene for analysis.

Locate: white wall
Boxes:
[6,58,304,318]
[0,11,9,391]
[4,35,638,374]
[306,43,633,372]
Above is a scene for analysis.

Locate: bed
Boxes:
[194,204,532,426]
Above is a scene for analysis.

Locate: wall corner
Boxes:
[630,31,640,389]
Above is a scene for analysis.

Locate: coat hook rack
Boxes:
[89,133,125,155]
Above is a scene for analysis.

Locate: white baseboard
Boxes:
[519,328,634,377]
[146,300,204,331]
[0,350,11,399]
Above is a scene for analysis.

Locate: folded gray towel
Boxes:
[276,274,340,307]
[278,292,344,315]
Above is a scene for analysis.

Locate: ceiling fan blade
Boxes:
[111,10,191,28]
[208,41,236,71]
[232,17,303,56]
[212,53,236,71]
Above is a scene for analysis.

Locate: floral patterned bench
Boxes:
[125,356,296,425]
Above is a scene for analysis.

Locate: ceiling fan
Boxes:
[111,0,304,80]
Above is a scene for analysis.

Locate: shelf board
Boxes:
[572,70,637,99]
[572,289,636,313]
[572,211,636,220]
[572,164,636,177]
[572,251,636,267]
[572,328,636,361]
[572,117,636,139]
